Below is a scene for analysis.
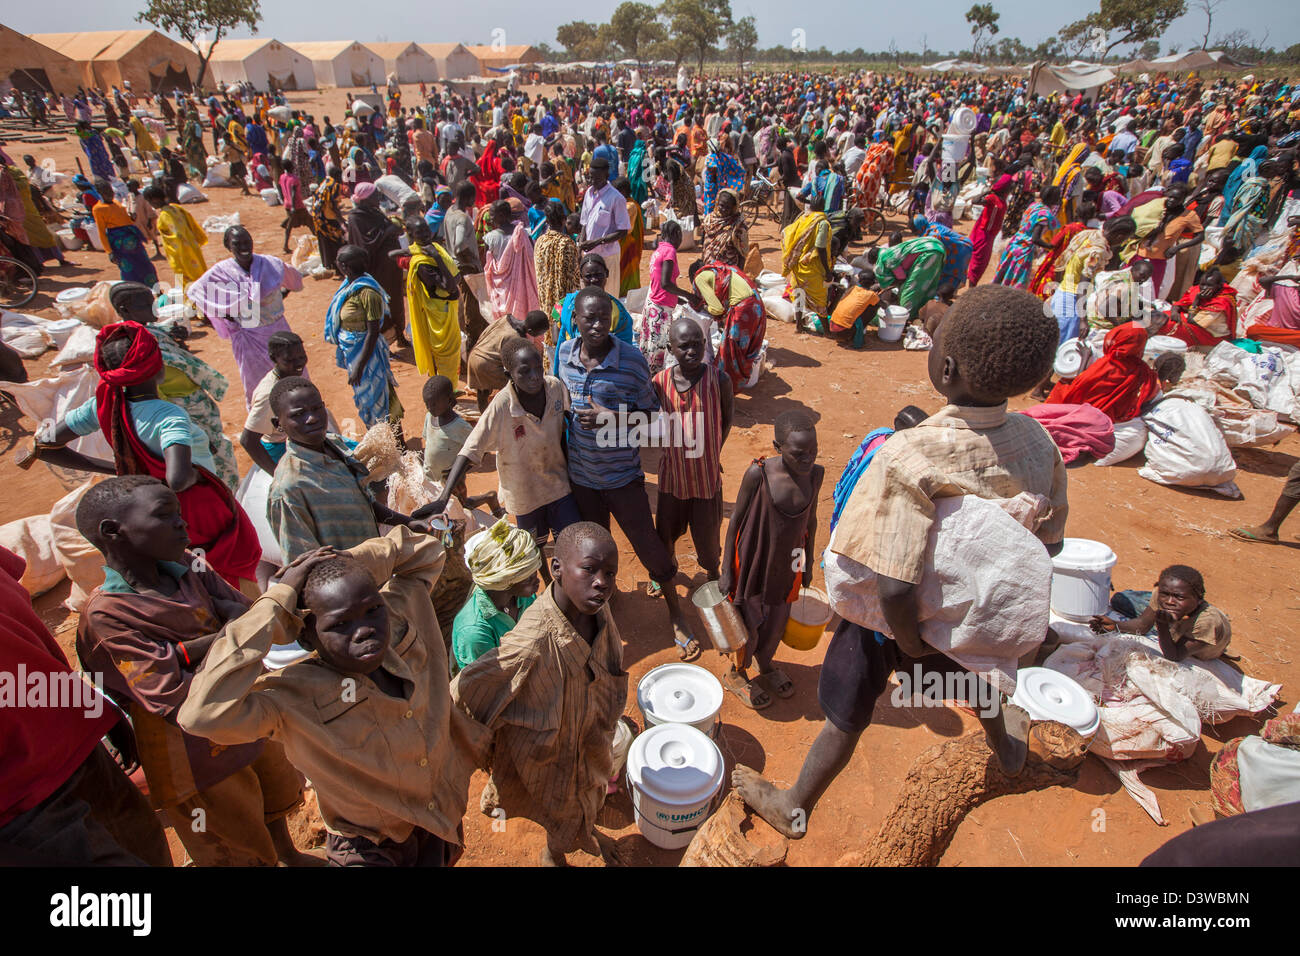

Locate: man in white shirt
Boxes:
[522,127,546,176]
[578,156,629,295]
[841,135,867,179]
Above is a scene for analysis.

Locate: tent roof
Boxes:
[419,43,471,56]
[31,30,159,62]
[1118,49,1251,73]
[367,41,430,59]
[466,44,541,60]
[290,41,374,60]
[206,37,283,61]
[0,23,75,62]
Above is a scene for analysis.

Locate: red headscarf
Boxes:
[1046,323,1159,423]
[91,322,261,586]
[94,322,164,476]
[1165,284,1238,345]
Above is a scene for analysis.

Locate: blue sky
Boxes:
[7,1,1298,56]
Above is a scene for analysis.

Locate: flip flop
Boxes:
[647,580,663,598]
[674,633,702,662]
[757,668,795,699]
[724,669,771,710]
[1228,527,1279,545]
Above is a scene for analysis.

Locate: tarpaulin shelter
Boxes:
[208,37,315,91]
[31,29,199,93]
[369,42,439,83]
[0,23,82,94]
[418,43,479,80]
[290,40,384,89]
[1119,50,1252,73]
[1028,61,1116,99]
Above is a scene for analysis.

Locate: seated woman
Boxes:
[1246,226,1300,346]
[689,260,767,392]
[1046,323,1160,423]
[21,322,261,595]
[699,188,748,271]
[1163,267,1238,346]
[1090,564,1232,663]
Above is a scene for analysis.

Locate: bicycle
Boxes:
[0,255,38,309]
[739,171,785,230]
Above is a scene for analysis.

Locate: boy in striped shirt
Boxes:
[652,318,734,585]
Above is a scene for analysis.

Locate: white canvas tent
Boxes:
[208,38,315,91]
[418,43,479,80]
[369,42,438,83]
[290,40,384,88]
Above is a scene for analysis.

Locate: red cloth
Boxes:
[1046,323,1160,423]
[0,545,120,826]
[1164,285,1239,345]
[1020,403,1116,463]
[472,140,503,208]
[93,323,261,586]
[1247,323,1300,347]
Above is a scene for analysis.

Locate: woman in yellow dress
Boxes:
[146,183,208,285]
[402,216,462,380]
[780,208,833,315]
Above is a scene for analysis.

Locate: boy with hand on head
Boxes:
[720,410,823,710]
[241,331,309,475]
[652,318,733,589]
[179,526,488,867]
[266,377,434,561]
[452,522,628,867]
[735,285,1069,836]
[420,338,578,580]
[76,476,316,867]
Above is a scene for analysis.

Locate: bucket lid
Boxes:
[56,287,91,302]
[1051,537,1117,573]
[627,722,724,804]
[1011,667,1100,737]
[1054,340,1088,377]
[884,305,910,323]
[1144,335,1187,355]
[638,663,723,727]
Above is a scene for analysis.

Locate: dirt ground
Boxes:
[2,84,1296,868]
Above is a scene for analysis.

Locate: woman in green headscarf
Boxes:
[627,136,648,205]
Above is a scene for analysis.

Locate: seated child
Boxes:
[179,526,487,867]
[720,410,823,711]
[452,521,627,866]
[1091,564,1232,662]
[466,309,551,411]
[422,375,475,483]
[920,280,957,336]
[241,331,309,475]
[451,519,542,673]
[267,377,431,560]
[419,339,577,569]
[734,284,1068,837]
[76,476,314,867]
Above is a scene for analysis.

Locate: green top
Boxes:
[101,561,189,593]
[451,585,537,673]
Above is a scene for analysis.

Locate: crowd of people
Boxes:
[3,58,1300,868]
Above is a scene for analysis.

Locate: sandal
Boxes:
[1228,527,1279,545]
[724,668,771,710]
[756,668,795,699]
[674,633,702,662]
[647,580,663,598]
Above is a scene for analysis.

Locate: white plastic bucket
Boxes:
[1144,334,1188,363]
[743,339,769,388]
[626,722,725,849]
[86,228,105,252]
[950,106,977,135]
[941,132,970,166]
[57,228,83,251]
[878,304,909,343]
[1050,538,1117,622]
[260,187,281,207]
[1011,667,1100,745]
[637,663,723,735]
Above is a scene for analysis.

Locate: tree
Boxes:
[1194,0,1223,51]
[661,0,732,77]
[1060,0,1187,61]
[964,4,1001,60]
[137,0,262,91]
[608,2,667,66]
[728,16,758,81]
[556,21,608,59]
[1137,39,1160,59]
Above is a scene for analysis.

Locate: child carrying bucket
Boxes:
[718,410,823,711]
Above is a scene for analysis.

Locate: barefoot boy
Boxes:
[76,476,314,866]
[735,284,1069,835]
[452,521,627,866]
[719,410,822,710]
[179,526,487,866]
